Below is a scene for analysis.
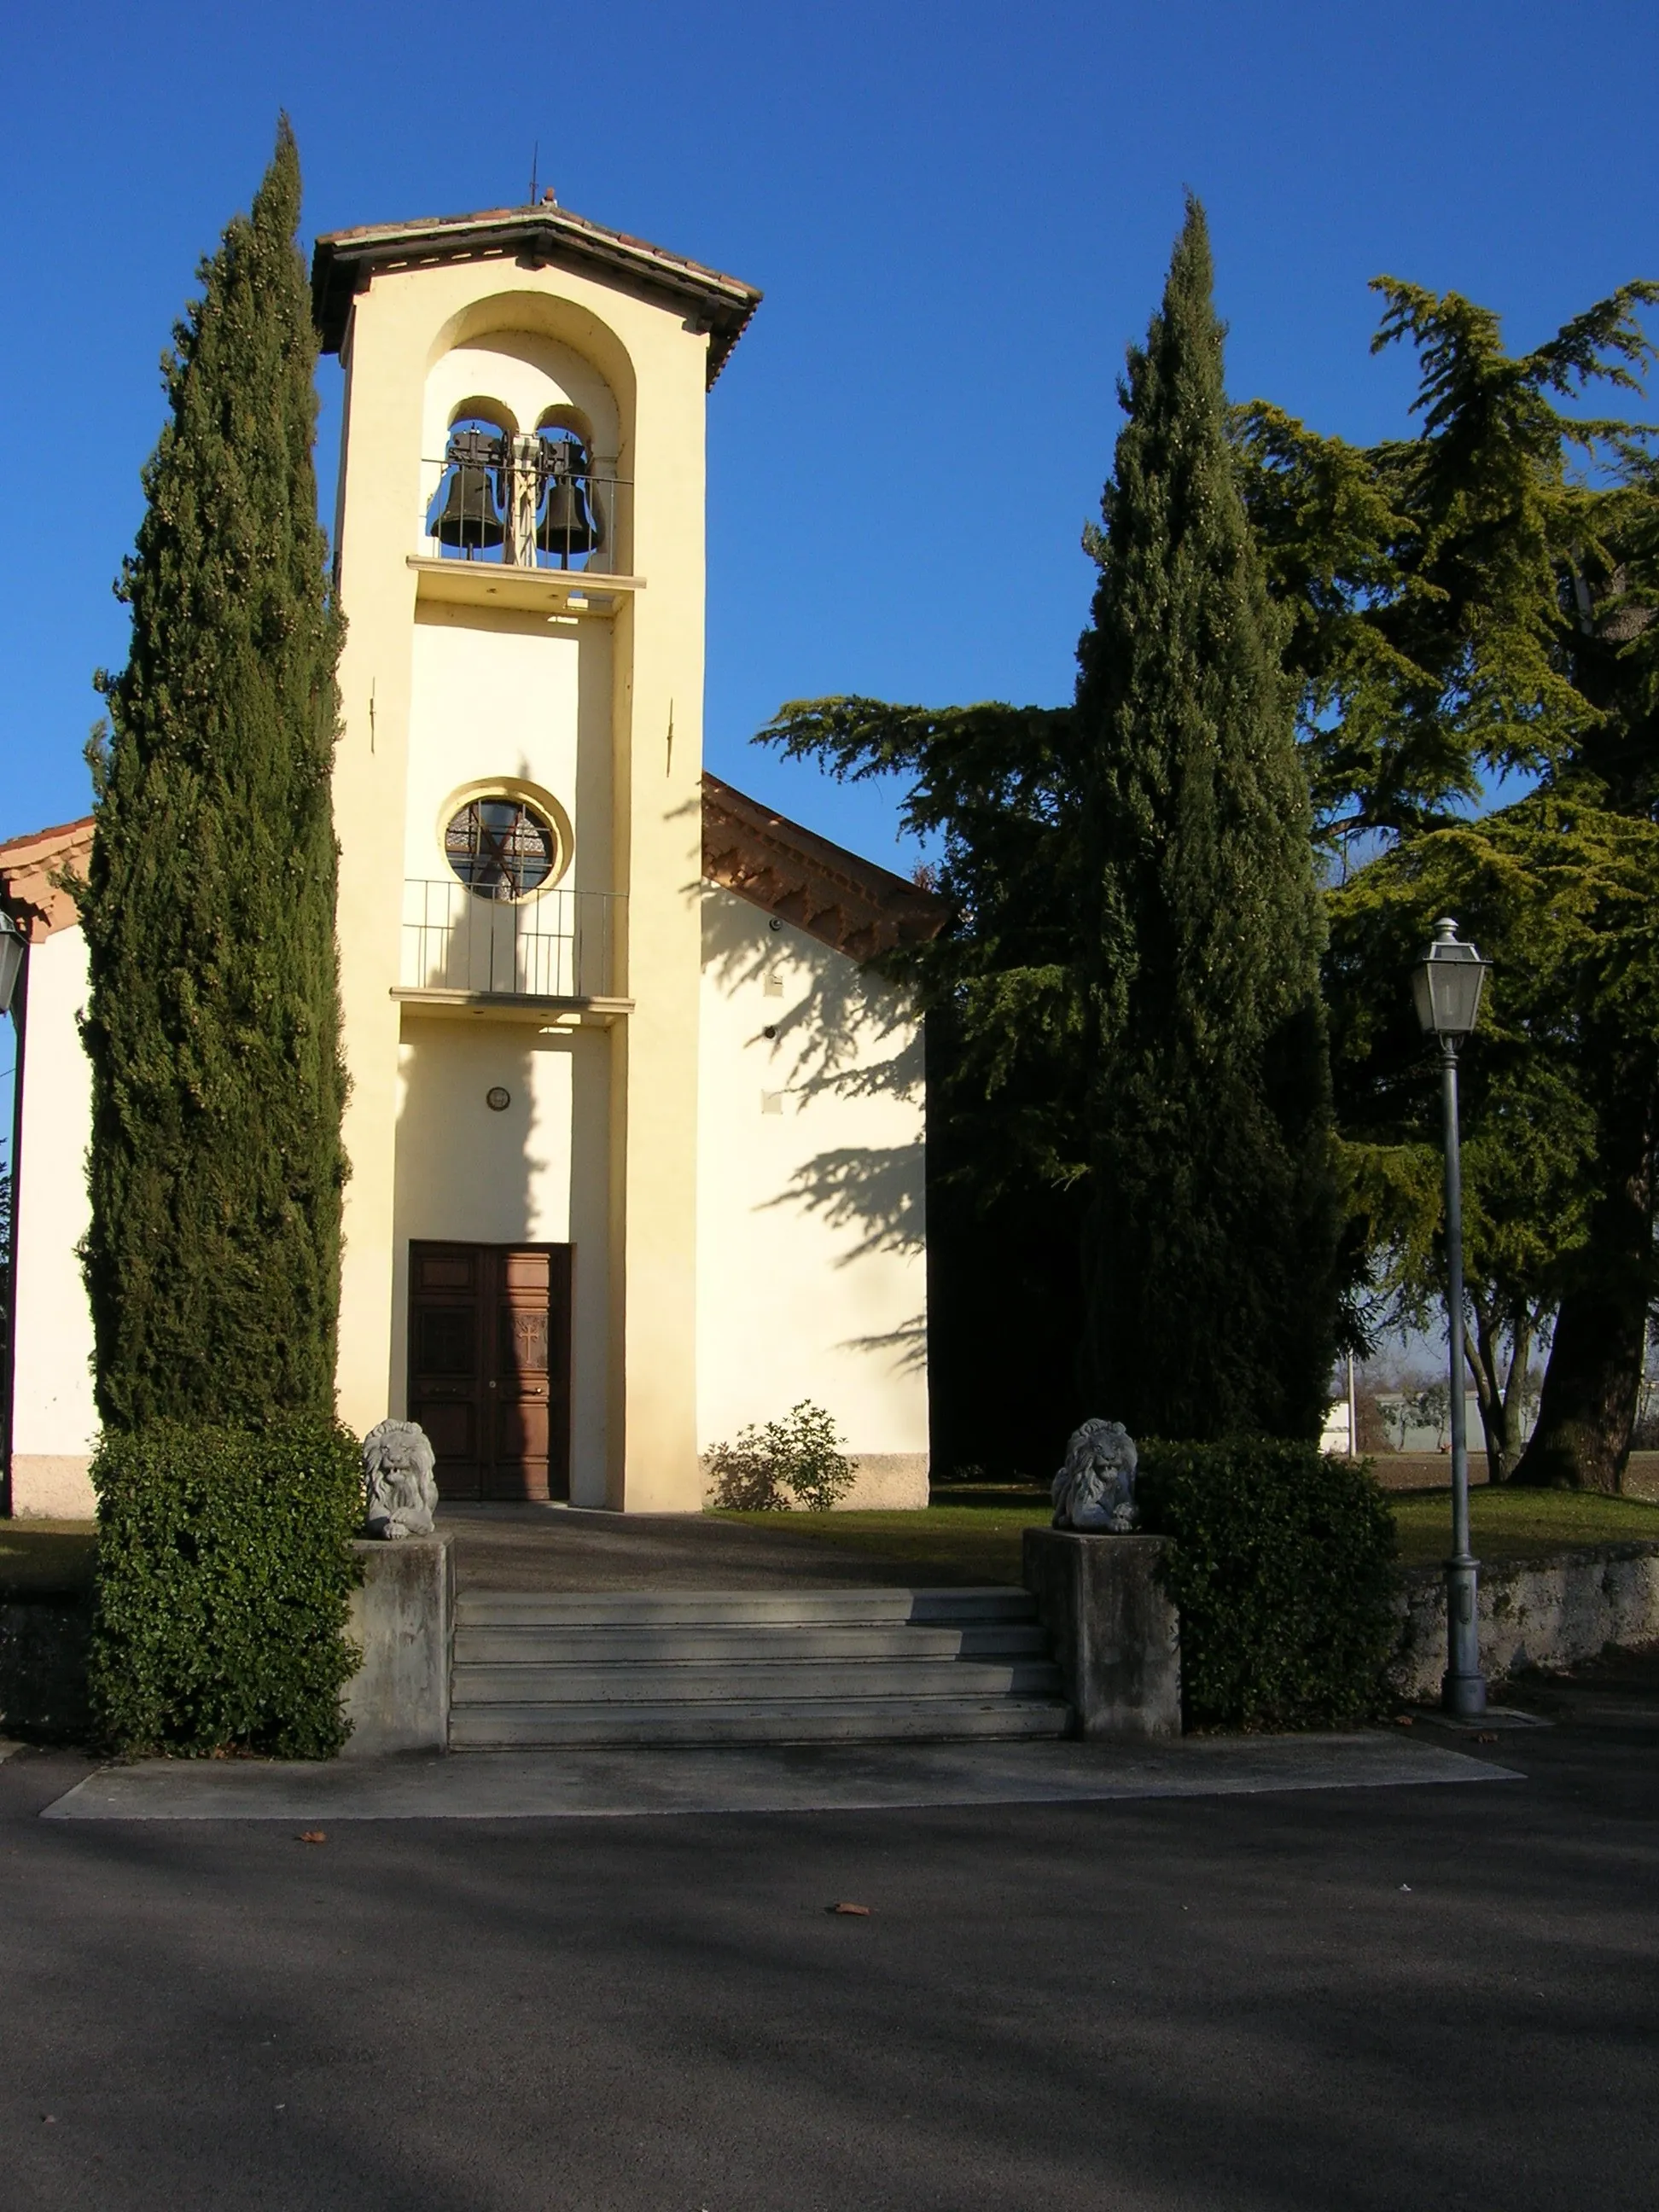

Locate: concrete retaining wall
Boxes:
[1390,1541,1659,1702]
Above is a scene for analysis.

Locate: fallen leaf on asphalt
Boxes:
[829,1902,870,1916]
[298,1831,327,1844]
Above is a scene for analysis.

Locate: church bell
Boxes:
[431,428,505,551]
[534,436,602,562]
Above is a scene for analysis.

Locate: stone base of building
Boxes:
[839,1454,929,1511]
[1022,1527,1182,1739]
[341,1536,452,1757]
[8,1455,96,1519]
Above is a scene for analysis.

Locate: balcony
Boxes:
[397,881,625,1020]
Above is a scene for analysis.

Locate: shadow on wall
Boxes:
[699,879,926,1377]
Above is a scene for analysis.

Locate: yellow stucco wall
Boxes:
[329,249,709,1509]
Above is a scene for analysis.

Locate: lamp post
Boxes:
[1412,916,1491,1717]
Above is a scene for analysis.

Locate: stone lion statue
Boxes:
[1051,1417,1138,1533]
[362,1419,439,1540]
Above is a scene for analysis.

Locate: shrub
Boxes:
[89,1417,364,1757]
[1135,1438,1398,1731]
[705,1401,858,1511]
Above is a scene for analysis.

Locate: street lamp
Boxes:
[1412,916,1491,1717]
[0,911,22,1018]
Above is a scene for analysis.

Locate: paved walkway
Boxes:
[6,1663,1654,2212]
[41,1730,1510,1820]
[5,1658,1653,2212]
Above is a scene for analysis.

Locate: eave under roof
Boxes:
[0,815,95,940]
[701,774,949,963]
[311,204,762,387]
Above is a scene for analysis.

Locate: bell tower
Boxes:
[311,202,760,1510]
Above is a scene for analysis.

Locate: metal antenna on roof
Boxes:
[528,142,538,207]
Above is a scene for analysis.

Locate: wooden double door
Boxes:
[407,1242,572,1501]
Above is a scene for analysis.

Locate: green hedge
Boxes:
[89,1418,363,1758]
[1136,1439,1398,1731]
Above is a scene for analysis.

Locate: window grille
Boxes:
[444,799,557,901]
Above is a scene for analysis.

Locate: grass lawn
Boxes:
[1390,1485,1659,1565]
[8,1486,1657,1598]
[0,1519,99,1596]
[717,1481,1659,1583]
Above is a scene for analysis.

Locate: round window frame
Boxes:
[436,778,573,905]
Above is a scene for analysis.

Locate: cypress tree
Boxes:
[80,118,346,1430]
[1075,198,1340,1441]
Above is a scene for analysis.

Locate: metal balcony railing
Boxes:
[402,881,621,1000]
[417,436,632,574]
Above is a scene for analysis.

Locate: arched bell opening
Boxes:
[426,408,515,562]
[416,320,631,575]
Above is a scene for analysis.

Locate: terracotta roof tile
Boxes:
[701,774,948,962]
[0,816,94,940]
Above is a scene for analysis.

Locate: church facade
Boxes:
[2,200,937,1518]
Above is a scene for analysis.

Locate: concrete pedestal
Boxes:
[1022,1528,1181,1739]
[341,1536,452,1757]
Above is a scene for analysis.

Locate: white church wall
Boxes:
[10,924,98,1516]
[696,888,929,1508]
[390,1016,612,1506]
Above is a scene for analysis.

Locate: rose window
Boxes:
[444,798,558,901]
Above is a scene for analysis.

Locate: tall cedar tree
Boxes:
[79,119,346,1429]
[1239,274,1659,1487]
[1074,198,1341,1439]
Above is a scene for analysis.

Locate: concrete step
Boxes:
[450,1656,1065,1705]
[452,1621,1051,1665]
[445,1585,1065,1751]
[454,1586,1039,1629]
[448,1695,1072,1749]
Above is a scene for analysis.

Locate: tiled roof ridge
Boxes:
[0,814,95,861]
[311,202,762,385]
[316,202,758,302]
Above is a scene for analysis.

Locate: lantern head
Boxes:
[1412,916,1488,1043]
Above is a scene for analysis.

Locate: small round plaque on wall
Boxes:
[486,1086,511,1113]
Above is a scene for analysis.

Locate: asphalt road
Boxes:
[3,1661,1656,2212]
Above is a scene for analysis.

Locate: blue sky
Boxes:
[3,0,1657,868]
